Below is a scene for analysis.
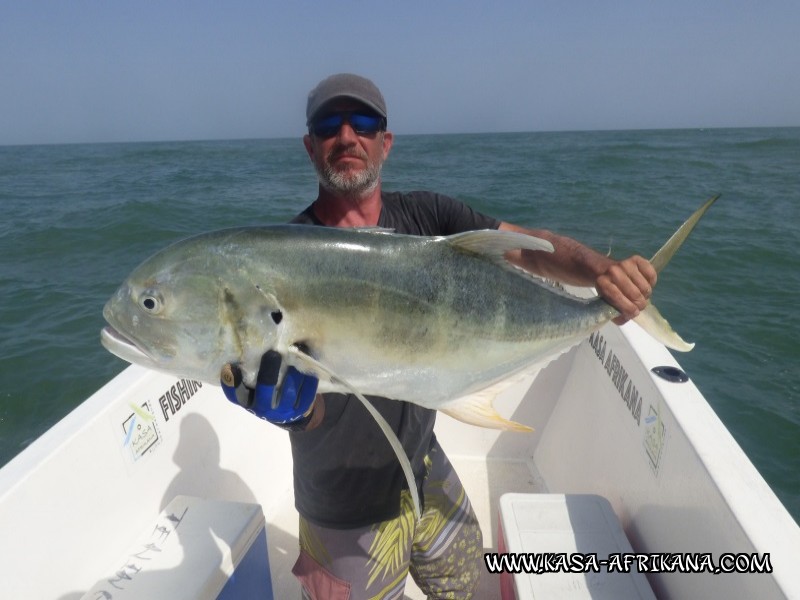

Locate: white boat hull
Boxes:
[1,320,798,598]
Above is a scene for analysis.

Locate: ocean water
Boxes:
[0,128,798,521]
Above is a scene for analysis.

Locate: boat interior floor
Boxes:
[264,455,544,599]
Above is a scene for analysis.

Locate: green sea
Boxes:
[0,128,798,521]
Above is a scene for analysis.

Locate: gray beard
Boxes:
[315,145,383,197]
[317,162,381,197]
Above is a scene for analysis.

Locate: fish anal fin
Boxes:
[441,396,532,432]
[441,382,533,432]
[634,303,695,352]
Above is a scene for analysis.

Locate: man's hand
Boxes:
[595,255,657,324]
[498,222,657,325]
[221,351,319,430]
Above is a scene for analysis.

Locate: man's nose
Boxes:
[336,120,359,143]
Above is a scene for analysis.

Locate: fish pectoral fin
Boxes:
[633,303,695,352]
[285,346,423,521]
[285,345,337,384]
[441,390,533,432]
[445,230,554,261]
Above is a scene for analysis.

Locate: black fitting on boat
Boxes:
[651,365,689,383]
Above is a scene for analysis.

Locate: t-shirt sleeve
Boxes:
[430,193,501,235]
[381,191,500,236]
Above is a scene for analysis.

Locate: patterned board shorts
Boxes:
[292,440,483,600]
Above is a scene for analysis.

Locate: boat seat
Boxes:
[80,495,273,600]
[497,493,656,599]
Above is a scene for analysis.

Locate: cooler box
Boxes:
[498,493,655,600]
[81,495,273,599]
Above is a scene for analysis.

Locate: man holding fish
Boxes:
[229,74,657,599]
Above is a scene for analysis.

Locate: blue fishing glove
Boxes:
[220,350,319,430]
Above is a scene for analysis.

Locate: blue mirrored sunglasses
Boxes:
[309,112,386,139]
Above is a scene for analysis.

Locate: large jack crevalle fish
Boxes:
[102,195,717,518]
[102,196,717,432]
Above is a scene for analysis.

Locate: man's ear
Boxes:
[382,131,394,160]
[303,134,315,162]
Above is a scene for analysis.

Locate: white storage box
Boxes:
[498,493,656,599]
[81,495,272,599]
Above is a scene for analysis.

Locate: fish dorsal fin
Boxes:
[351,226,395,233]
[445,229,554,262]
[445,229,565,289]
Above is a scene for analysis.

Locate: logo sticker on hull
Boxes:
[122,401,161,461]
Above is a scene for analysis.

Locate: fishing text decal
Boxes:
[158,379,202,422]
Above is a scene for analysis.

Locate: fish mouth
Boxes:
[101,325,158,369]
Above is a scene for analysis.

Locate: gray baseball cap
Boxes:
[306,73,387,124]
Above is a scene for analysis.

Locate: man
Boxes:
[226,73,656,599]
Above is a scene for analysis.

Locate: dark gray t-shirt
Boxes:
[289,191,500,528]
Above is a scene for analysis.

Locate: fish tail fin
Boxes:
[628,194,719,352]
[649,194,719,274]
[633,303,695,352]
[441,392,533,432]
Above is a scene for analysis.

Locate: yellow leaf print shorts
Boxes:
[292,439,483,600]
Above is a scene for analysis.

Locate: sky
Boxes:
[1,1,799,145]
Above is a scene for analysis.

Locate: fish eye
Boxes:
[139,291,163,314]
